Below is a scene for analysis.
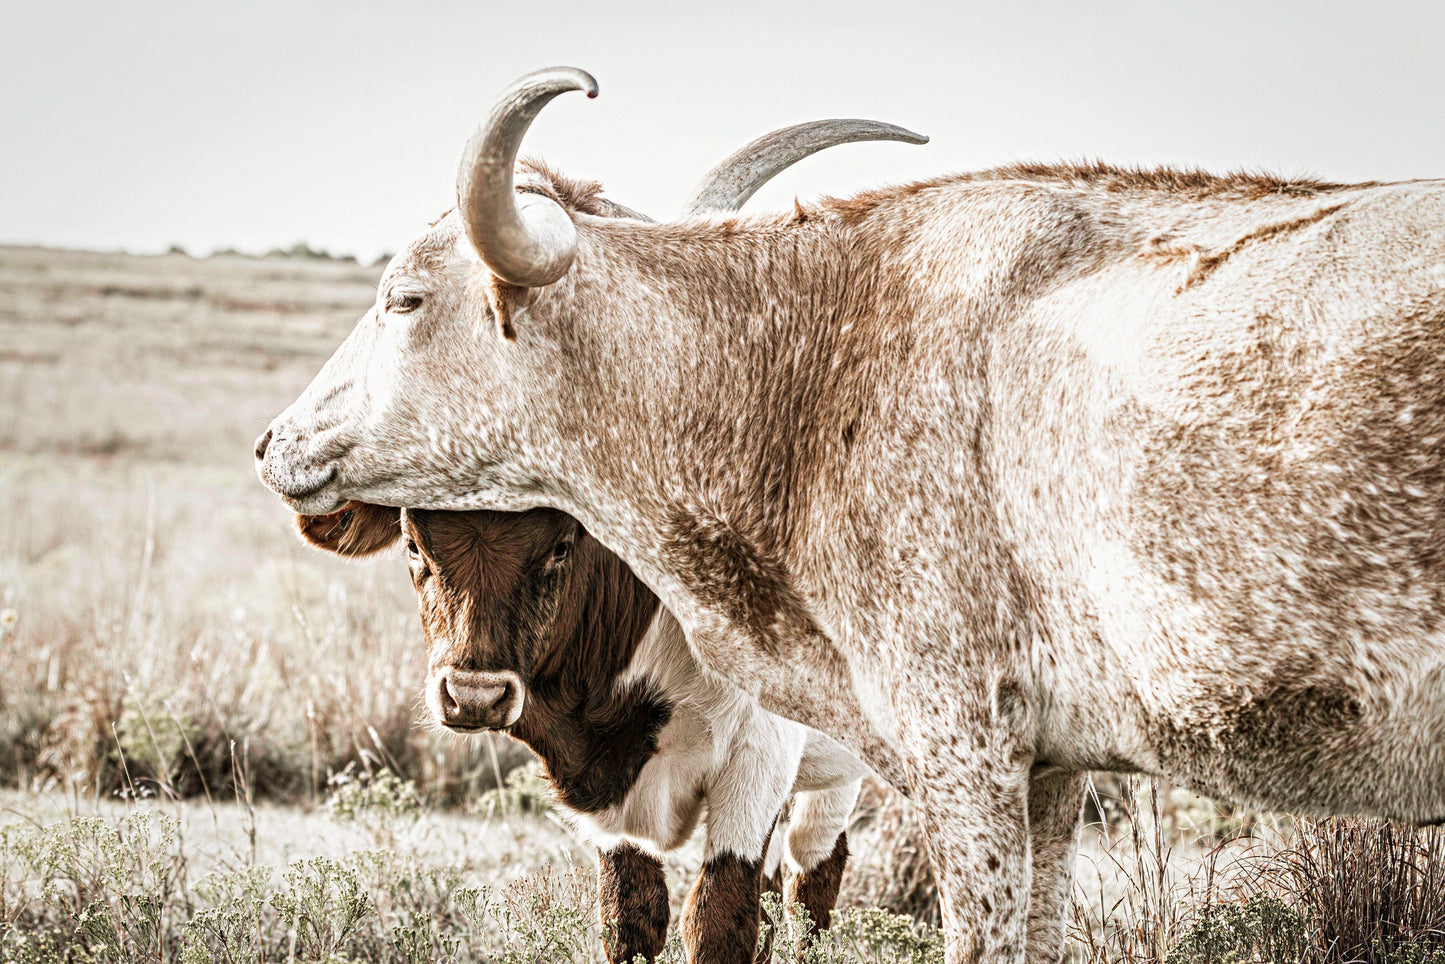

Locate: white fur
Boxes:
[563,610,868,868]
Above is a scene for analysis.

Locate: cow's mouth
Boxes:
[253,426,352,513]
[271,467,342,513]
[441,721,509,735]
[256,457,345,514]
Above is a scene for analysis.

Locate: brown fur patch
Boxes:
[1138,233,1203,267]
[1182,203,1349,289]
[682,849,768,964]
[523,677,674,812]
[660,508,803,655]
[598,842,670,963]
[1137,295,1445,650]
[787,831,848,933]
[487,277,523,341]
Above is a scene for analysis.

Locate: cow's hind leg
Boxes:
[1024,769,1086,964]
[598,842,670,964]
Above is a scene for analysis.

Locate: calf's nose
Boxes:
[254,428,273,461]
[432,669,525,730]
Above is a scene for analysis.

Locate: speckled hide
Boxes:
[260,153,1445,962]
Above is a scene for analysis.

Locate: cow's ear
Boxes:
[295,503,401,557]
[487,277,525,341]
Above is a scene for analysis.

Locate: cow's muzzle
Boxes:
[254,425,346,513]
[428,669,526,732]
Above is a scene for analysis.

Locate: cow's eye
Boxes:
[406,539,420,559]
[388,292,423,314]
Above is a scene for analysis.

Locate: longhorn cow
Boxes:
[257,67,1445,963]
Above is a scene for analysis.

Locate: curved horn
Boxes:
[679,119,928,218]
[457,67,598,288]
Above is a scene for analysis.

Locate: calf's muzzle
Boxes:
[430,669,525,731]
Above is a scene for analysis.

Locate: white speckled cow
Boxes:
[257,67,1445,963]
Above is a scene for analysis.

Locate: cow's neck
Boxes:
[532,212,862,583]
[505,213,906,756]
[503,545,669,813]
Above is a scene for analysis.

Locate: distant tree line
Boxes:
[166,241,392,265]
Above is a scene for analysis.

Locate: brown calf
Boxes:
[300,502,867,963]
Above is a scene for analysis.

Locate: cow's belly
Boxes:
[1152,639,1445,822]
[1038,608,1445,822]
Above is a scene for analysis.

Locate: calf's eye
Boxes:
[547,538,573,566]
[406,539,420,559]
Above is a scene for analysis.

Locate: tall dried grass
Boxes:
[1071,779,1445,964]
[841,780,940,927]
[0,245,529,806]
[0,468,529,805]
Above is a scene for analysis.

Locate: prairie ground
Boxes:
[3,244,1444,962]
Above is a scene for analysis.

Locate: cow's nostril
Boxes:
[254,429,273,461]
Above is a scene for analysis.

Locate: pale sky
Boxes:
[5,0,1442,262]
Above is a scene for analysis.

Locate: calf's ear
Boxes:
[295,502,402,557]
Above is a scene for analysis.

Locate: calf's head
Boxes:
[298,502,651,733]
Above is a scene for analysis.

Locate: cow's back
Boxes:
[802,174,1445,820]
[983,179,1445,818]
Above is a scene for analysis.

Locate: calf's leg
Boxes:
[681,825,774,964]
[684,717,805,963]
[598,842,670,964]
[786,831,849,933]
[783,782,860,933]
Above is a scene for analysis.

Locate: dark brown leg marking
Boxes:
[598,843,670,964]
[682,851,767,964]
[786,831,849,934]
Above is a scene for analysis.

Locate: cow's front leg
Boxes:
[597,842,670,964]
[915,765,1032,963]
[1024,768,1086,964]
[900,682,1034,964]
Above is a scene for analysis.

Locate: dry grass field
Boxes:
[3,244,1445,962]
[0,243,531,806]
